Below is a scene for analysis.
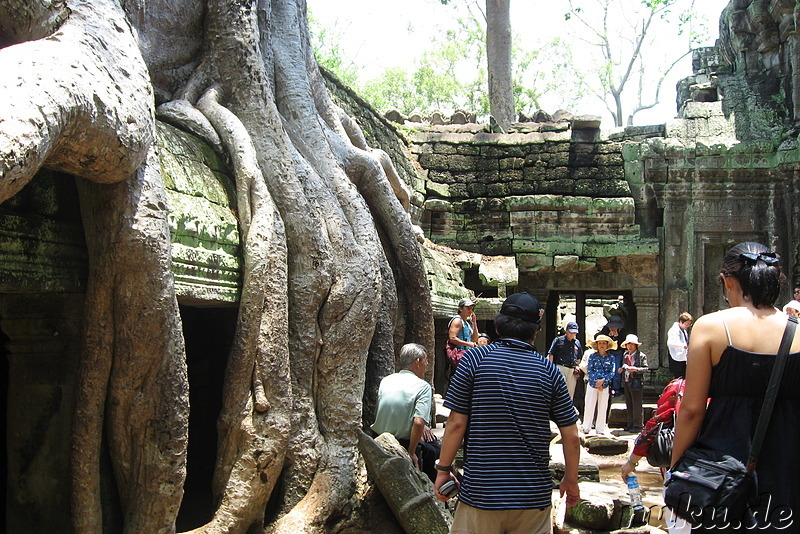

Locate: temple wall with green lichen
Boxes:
[3,0,800,408]
[4,4,800,523]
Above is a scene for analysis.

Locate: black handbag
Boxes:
[646,422,674,468]
[664,316,797,528]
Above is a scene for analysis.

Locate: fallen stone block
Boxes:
[358,430,452,534]
[583,435,629,455]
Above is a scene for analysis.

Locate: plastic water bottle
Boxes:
[626,475,644,510]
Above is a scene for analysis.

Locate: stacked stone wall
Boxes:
[407,126,654,268]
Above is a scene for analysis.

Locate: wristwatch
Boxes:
[435,459,454,472]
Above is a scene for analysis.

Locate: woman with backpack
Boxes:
[446,298,479,369]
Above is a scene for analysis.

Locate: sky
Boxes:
[306,0,731,127]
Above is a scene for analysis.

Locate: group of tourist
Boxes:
[370,240,798,533]
[546,313,650,437]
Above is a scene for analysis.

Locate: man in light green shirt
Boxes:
[371,343,439,481]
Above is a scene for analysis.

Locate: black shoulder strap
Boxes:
[747,315,797,473]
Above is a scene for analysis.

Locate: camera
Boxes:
[439,479,459,498]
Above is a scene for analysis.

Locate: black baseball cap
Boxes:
[500,292,542,323]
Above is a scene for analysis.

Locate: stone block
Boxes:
[423,198,453,212]
[427,169,455,184]
[426,181,450,197]
[516,253,553,272]
[565,497,614,531]
[595,153,624,166]
[664,119,689,138]
[594,166,625,181]
[571,167,596,180]
[418,153,450,170]
[536,179,575,195]
[500,169,523,182]
[432,142,457,155]
[455,144,480,155]
[546,141,571,153]
[681,101,723,119]
[358,432,452,534]
[486,183,509,196]
[554,255,579,272]
[476,170,501,184]
[582,435,629,455]
[478,256,518,286]
[446,154,477,172]
[706,115,735,137]
[499,157,525,170]
[522,166,547,181]
[507,181,537,195]
[546,167,570,180]
[448,183,468,198]
[542,130,572,142]
[572,115,602,129]
[481,144,529,157]
[479,238,514,255]
[466,182,487,196]
[474,158,500,171]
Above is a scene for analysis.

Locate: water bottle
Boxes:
[626,475,644,510]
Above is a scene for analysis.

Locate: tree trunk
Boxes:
[486,0,514,131]
[0,0,434,532]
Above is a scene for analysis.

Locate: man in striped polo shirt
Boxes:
[434,292,581,534]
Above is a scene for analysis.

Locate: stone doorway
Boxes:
[175,305,237,531]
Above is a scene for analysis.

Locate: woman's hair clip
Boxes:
[739,252,779,266]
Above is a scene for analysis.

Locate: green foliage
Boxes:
[311,4,586,118]
[308,11,360,88]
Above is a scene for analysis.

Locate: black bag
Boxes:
[663,447,755,526]
[646,422,674,468]
[664,316,797,527]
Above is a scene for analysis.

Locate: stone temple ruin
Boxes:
[3,1,800,530]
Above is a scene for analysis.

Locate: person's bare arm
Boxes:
[434,410,468,501]
[670,315,716,466]
[407,416,425,468]
[469,312,479,343]
[559,423,581,507]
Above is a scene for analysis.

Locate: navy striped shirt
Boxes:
[444,338,578,510]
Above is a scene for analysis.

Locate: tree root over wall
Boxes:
[0,0,434,532]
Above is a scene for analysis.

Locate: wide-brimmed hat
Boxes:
[621,334,642,347]
[607,316,625,329]
[588,334,617,351]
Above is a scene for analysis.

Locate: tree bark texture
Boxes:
[0,0,434,533]
[486,0,514,131]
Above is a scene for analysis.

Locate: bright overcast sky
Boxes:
[306,0,731,126]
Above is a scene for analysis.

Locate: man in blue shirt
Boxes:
[434,292,581,534]
[547,321,582,400]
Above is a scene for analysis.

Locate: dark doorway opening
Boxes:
[545,290,636,351]
[545,290,636,418]
[176,305,237,531]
